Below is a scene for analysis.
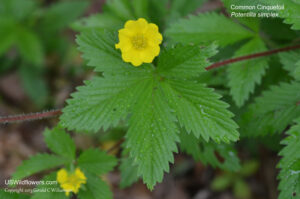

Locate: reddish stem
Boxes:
[1,44,300,124]
[206,44,300,70]
[0,109,62,124]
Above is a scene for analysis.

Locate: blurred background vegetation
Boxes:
[0,0,290,198]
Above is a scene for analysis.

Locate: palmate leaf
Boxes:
[241,81,300,136]
[61,30,239,189]
[227,37,269,107]
[165,12,254,47]
[278,118,300,199]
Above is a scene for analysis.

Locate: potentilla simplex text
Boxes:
[230,4,284,18]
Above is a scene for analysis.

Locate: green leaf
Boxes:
[40,0,89,33]
[0,19,16,55]
[227,37,269,107]
[148,0,168,27]
[169,0,206,19]
[0,0,37,20]
[19,64,48,107]
[31,172,67,199]
[44,127,76,160]
[60,74,151,132]
[131,0,149,18]
[165,12,254,47]
[161,79,239,142]
[179,128,202,161]
[0,190,30,199]
[119,156,139,188]
[279,50,300,80]
[63,30,239,189]
[237,18,260,33]
[16,27,44,65]
[78,172,112,199]
[180,131,240,171]
[157,43,218,79]
[78,149,117,175]
[72,13,123,32]
[103,0,135,21]
[241,81,300,136]
[12,154,67,181]
[271,0,300,30]
[253,81,300,116]
[294,61,300,80]
[125,78,179,190]
[278,118,300,199]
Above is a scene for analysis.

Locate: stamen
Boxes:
[131,34,147,50]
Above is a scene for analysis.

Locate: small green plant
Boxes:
[1,0,300,198]
[0,127,117,199]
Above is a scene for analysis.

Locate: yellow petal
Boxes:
[137,18,148,30]
[131,56,143,66]
[57,169,68,184]
[132,61,143,67]
[124,20,136,29]
[121,50,134,62]
[75,168,87,182]
[146,26,163,45]
[119,28,134,37]
[140,50,155,63]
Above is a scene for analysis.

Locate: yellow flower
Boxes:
[57,168,87,196]
[115,18,163,67]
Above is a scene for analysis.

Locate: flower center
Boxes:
[131,34,147,50]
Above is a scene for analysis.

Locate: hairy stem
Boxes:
[1,43,300,124]
[0,109,62,124]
